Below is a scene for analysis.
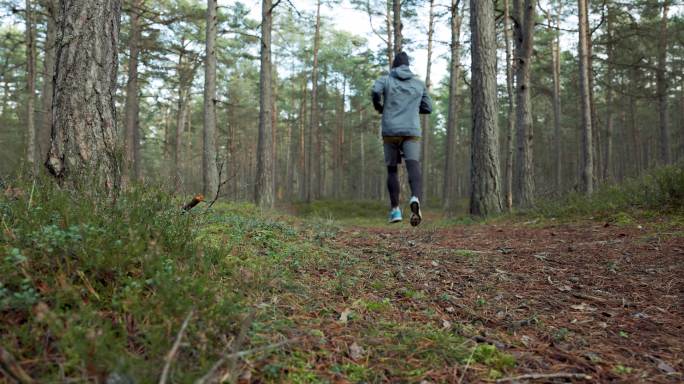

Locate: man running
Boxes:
[371,51,432,226]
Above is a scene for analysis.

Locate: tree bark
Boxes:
[603,1,614,181]
[578,0,593,194]
[503,0,515,209]
[123,0,142,185]
[551,0,562,192]
[39,0,57,161]
[45,0,122,192]
[203,0,219,198]
[513,0,535,207]
[392,0,401,55]
[421,0,435,207]
[443,0,462,212]
[657,0,670,165]
[385,0,393,70]
[25,0,37,171]
[306,0,321,203]
[469,0,502,216]
[255,0,274,207]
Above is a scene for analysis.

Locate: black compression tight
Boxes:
[387,160,422,208]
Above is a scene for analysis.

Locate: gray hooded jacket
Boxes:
[371,65,432,137]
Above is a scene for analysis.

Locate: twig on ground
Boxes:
[457,341,477,384]
[496,372,593,382]
[195,338,298,384]
[159,310,194,384]
[0,346,35,384]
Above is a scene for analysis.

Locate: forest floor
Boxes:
[2,176,684,383]
[232,210,684,383]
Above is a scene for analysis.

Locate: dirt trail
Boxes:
[324,219,684,382]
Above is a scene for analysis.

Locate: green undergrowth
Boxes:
[0,181,332,382]
[529,166,684,222]
[0,180,517,382]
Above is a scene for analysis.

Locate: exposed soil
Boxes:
[264,218,683,383]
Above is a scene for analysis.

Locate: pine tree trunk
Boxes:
[203,0,219,198]
[392,0,401,54]
[578,0,593,194]
[39,0,57,160]
[603,2,614,181]
[307,0,321,203]
[503,0,515,209]
[657,0,670,165]
[299,73,307,200]
[25,0,37,171]
[123,0,142,185]
[442,0,462,212]
[255,0,274,207]
[421,0,435,207]
[385,0,393,70]
[469,0,502,216]
[551,1,562,193]
[513,0,535,207]
[45,0,122,191]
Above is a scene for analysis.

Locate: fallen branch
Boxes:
[204,161,238,212]
[497,372,593,382]
[0,346,35,384]
[159,310,194,384]
[182,194,205,212]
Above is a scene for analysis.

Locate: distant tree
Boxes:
[513,0,535,207]
[203,0,219,198]
[123,0,144,185]
[255,0,274,207]
[503,0,514,209]
[469,0,502,216]
[306,0,321,202]
[45,0,122,191]
[421,0,435,207]
[443,0,462,213]
[578,0,593,194]
[657,0,670,164]
[25,0,36,171]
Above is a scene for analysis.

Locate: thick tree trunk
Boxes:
[657,0,670,165]
[45,0,122,191]
[25,0,37,171]
[513,0,535,207]
[578,0,593,194]
[503,0,515,209]
[392,0,401,55]
[469,0,502,216]
[39,0,57,160]
[421,0,435,207]
[255,0,274,207]
[443,0,462,212]
[306,0,321,203]
[551,1,562,192]
[203,0,219,198]
[123,0,142,185]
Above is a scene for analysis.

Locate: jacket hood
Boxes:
[390,65,414,80]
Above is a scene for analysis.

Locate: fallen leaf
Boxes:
[557,285,572,292]
[442,319,452,329]
[339,309,352,323]
[349,342,364,361]
[431,260,439,267]
[571,303,597,312]
[445,306,455,313]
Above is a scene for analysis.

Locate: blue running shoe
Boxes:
[409,196,422,227]
[388,207,402,223]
